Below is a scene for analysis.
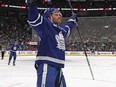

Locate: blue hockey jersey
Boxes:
[27,5,76,68]
[10,43,19,52]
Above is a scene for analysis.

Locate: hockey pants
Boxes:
[8,52,16,64]
[35,63,66,87]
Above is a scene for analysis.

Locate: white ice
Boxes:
[0,56,116,87]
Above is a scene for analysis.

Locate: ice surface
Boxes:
[0,56,116,87]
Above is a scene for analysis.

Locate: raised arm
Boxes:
[25,0,43,28]
[61,13,78,37]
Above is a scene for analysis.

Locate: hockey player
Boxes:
[1,45,6,60]
[25,0,78,87]
[8,41,19,66]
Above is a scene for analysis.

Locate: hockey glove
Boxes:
[25,0,36,5]
[68,13,78,22]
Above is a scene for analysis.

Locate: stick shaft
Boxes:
[67,0,95,80]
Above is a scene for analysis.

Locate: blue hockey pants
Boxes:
[35,63,66,87]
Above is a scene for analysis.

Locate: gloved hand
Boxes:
[25,0,36,5]
[69,13,78,22]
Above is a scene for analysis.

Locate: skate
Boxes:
[8,61,10,65]
[13,62,15,66]
[8,62,10,65]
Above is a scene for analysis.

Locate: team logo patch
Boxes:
[55,32,65,50]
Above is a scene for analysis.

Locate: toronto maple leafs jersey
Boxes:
[10,43,19,52]
[27,5,76,68]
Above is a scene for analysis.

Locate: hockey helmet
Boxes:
[43,8,62,18]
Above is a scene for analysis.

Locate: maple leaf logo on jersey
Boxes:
[13,46,17,50]
[55,31,65,51]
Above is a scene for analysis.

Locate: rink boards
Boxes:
[1,51,116,57]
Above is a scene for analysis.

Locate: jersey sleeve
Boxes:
[27,4,45,39]
[27,5,44,30]
[61,20,76,38]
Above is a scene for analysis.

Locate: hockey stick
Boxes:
[57,69,63,87]
[67,0,95,80]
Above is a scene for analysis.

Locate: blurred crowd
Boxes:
[65,16,116,51]
[0,13,116,51]
[0,15,33,51]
